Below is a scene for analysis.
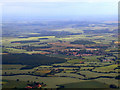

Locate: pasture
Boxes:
[2,80,28,88]
[93,64,118,72]
[79,71,118,78]
[60,80,109,88]
[2,64,26,70]
[2,75,84,88]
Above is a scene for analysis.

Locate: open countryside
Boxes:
[1,20,119,89]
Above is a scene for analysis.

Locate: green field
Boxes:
[78,71,118,78]
[93,64,118,72]
[2,75,84,88]
[2,80,28,88]
[55,72,84,79]
[60,80,109,88]
[2,65,26,70]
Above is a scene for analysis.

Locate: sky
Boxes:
[0,0,119,3]
[0,0,119,22]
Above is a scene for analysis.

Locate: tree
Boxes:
[4,72,7,75]
[16,79,19,82]
[115,75,120,80]
[109,84,118,88]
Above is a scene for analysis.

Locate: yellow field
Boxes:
[1,82,8,85]
[36,70,51,74]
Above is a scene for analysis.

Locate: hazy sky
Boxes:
[0,0,119,21]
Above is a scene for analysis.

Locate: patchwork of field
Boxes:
[2,75,119,88]
[2,21,119,89]
[2,63,119,88]
[2,33,118,46]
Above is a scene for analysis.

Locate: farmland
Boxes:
[2,21,119,89]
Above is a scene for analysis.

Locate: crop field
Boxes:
[2,36,55,47]
[56,67,79,70]
[82,56,105,62]
[34,65,53,69]
[67,55,113,63]
[34,70,51,76]
[4,48,49,54]
[52,63,72,66]
[55,72,85,79]
[5,48,27,53]
[67,59,85,63]
[80,67,94,70]
[50,54,77,59]
[63,70,75,73]
[92,64,118,72]
[79,71,118,78]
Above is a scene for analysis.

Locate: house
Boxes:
[103,59,112,62]
[25,86,32,88]
[33,84,42,88]
[37,84,42,88]
[86,48,99,51]
[80,61,84,64]
[25,83,42,88]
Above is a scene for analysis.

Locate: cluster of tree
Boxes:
[86,46,109,49]
[27,31,82,38]
[94,38,105,40]
[115,75,120,80]
[2,53,66,66]
[18,36,29,38]
[109,84,119,88]
[70,40,96,45]
[38,38,49,40]
[11,40,40,44]
[83,29,117,34]
[13,45,52,51]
